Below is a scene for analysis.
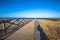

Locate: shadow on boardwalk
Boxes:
[0,21,31,40]
[0,24,24,40]
[37,23,48,40]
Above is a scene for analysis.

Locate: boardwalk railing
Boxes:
[0,18,33,40]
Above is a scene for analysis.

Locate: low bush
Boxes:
[47,18,59,21]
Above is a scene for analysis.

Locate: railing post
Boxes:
[22,19,24,25]
[2,20,6,33]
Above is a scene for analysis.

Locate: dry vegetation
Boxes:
[38,19,60,40]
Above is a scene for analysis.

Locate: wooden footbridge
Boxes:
[0,18,48,40]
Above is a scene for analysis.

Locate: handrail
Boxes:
[0,18,32,40]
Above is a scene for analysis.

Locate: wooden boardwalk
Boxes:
[5,20,34,40]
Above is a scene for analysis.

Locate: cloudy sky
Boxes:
[0,0,60,18]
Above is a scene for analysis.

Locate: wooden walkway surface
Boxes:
[5,20,34,40]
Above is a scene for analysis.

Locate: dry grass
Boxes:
[38,20,60,40]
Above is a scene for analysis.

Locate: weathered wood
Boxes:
[2,21,6,33]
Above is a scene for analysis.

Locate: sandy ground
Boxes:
[5,20,35,40]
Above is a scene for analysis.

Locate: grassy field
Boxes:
[38,19,60,40]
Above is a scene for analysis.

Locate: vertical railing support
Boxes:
[2,20,6,33]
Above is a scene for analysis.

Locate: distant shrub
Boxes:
[47,18,59,21]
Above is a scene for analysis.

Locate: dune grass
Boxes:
[38,20,60,40]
